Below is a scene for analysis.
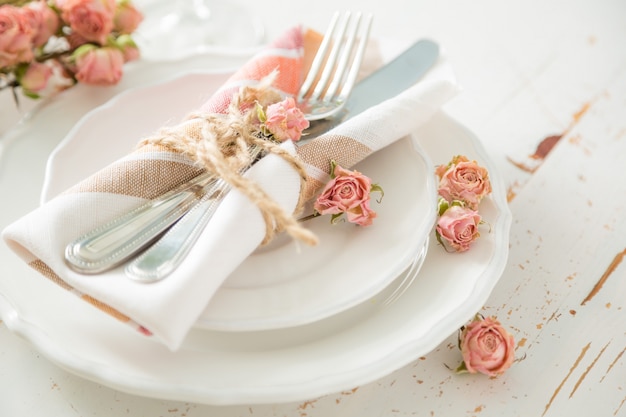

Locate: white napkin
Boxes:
[3,32,457,350]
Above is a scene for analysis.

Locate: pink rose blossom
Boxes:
[60,0,116,45]
[314,165,372,216]
[0,5,34,68]
[73,45,124,85]
[113,0,143,34]
[20,61,53,93]
[437,155,492,210]
[436,205,481,252]
[22,0,60,47]
[459,315,515,377]
[264,97,309,141]
[308,162,382,227]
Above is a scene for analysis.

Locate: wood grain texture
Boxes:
[1,0,625,416]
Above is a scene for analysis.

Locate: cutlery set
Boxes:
[64,12,441,281]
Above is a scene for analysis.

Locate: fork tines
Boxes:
[298,11,373,118]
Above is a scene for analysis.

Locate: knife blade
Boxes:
[307,38,439,137]
[65,39,440,278]
[347,39,440,117]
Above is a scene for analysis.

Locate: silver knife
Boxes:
[65,39,440,278]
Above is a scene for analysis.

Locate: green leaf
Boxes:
[457,327,464,350]
[22,90,40,99]
[116,34,138,49]
[329,160,338,178]
[437,197,449,216]
[435,229,445,247]
[13,63,28,80]
[71,44,97,62]
[454,361,469,374]
[370,183,384,203]
[330,213,343,224]
[255,101,267,123]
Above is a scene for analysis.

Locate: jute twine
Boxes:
[138,74,318,246]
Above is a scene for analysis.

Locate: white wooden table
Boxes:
[1,0,624,415]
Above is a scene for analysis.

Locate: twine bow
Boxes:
[138,74,318,246]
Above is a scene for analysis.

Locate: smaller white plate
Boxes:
[41,72,437,331]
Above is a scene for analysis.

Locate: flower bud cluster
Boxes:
[1,0,143,99]
[434,155,492,252]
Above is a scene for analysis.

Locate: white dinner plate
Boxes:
[40,72,436,332]
[0,60,511,405]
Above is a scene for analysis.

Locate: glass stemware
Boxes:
[132,0,266,60]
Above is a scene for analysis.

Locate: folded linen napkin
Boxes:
[2,26,458,350]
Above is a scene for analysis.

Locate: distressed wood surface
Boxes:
[1,0,624,415]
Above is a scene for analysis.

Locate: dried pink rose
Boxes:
[458,315,515,377]
[73,44,124,85]
[437,155,491,210]
[263,97,309,141]
[113,0,143,34]
[21,0,60,47]
[313,163,382,226]
[19,61,52,94]
[314,165,372,215]
[436,204,481,252]
[0,5,34,68]
[59,0,116,45]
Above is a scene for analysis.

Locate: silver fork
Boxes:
[125,11,372,282]
[64,11,373,278]
[298,11,372,120]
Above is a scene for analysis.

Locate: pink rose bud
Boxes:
[0,4,35,67]
[459,315,515,377]
[19,61,53,94]
[60,0,116,45]
[437,155,492,210]
[73,44,124,86]
[113,0,143,34]
[264,97,310,141]
[116,33,140,62]
[436,205,481,252]
[22,0,60,47]
[314,165,373,216]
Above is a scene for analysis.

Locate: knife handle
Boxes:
[124,145,263,282]
[125,177,230,282]
[64,172,216,274]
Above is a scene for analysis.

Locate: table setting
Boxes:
[1,0,624,416]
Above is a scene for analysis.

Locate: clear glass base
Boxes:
[133,0,266,60]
